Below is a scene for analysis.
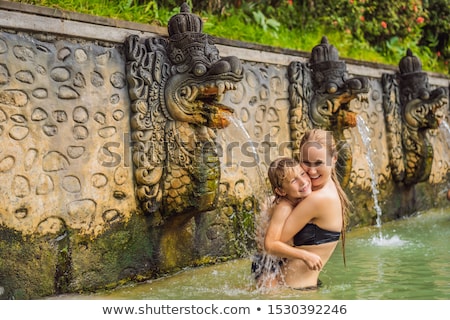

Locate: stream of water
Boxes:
[356,116,383,227]
[440,120,450,145]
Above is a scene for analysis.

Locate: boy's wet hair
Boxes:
[267,157,300,203]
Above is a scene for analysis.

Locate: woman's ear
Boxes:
[332,154,338,165]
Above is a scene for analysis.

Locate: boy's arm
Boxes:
[264,204,323,271]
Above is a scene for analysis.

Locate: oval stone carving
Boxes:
[13,45,35,61]
[73,106,88,123]
[92,173,108,188]
[31,107,48,121]
[15,70,34,84]
[12,175,30,198]
[9,125,29,140]
[0,64,9,85]
[73,125,88,140]
[0,38,7,53]
[102,209,120,223]
[110,72,126,89]
[0,109,6,122]
[37,217,65,235]
[10,114,27,124]
[112,109,124,121]
[36,174,54,195]
[73,72,86,88]
[57,47,71,61]
[42,151,69,172]
[67,146,85,159]
[0,155,15,172]
[62,175,81,193]
[0,90,28,107]
[74,48,88,62]
[14,207,28,219]
[67,199,96,219]
[98,126,116,138]
[91,71,104,87]
[58,86,79,99]
[50,67,70,82]
[32,88,48,99]
[114,167,128,185]
[24,149,38,171]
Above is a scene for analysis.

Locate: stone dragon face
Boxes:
[308,37,369,131]
[125,4,243,220]
[309,69,369,131]
[165,32,243,128]
[383,49,449,186]
[401,74,447,131]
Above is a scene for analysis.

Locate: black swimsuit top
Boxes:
[293,223,341,246]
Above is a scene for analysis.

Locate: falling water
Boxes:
[356,116,383,226]
[219,115,281,292]
[440,119,450,145]
[221,114,271,198]
[355,116,407,247]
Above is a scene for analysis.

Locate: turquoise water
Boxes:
[54,207,450,300]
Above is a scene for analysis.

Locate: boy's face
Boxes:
[280,165,312,202]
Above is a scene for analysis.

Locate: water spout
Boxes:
[356,116,383,227]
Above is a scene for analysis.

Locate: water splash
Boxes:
[356,116,383,227]
[219,115,283,290]
[220,114,271,199]
[439,119,450,145]
[370,234,408,247]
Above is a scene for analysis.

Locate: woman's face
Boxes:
[280,165,312,202]
[300,142,336,190]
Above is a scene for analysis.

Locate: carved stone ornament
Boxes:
[288,36,369,187]
[383,49,448,186]
[125,3,243,220]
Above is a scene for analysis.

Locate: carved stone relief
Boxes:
[218,62,292,200]
[0,31,137,236]
[382,49,448,186]
[124,3,243,221]
[288,36,369,187]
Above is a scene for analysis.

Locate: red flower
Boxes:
[381,21,387,29]
[416,17,424,24]
[359,16,365,22]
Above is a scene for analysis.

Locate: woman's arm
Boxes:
[264,203,323,270]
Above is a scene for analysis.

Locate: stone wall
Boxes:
[0,2,449,299]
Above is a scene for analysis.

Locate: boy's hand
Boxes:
[303,252,323,271]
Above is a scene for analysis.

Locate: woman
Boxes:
[252,157,322,288]
[264,129,350,290]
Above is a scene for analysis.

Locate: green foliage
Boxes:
[12,0,449,74]
[309,0,448,73]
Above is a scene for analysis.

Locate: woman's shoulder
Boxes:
[305,183,340,205]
